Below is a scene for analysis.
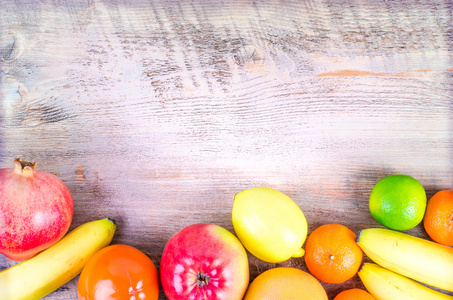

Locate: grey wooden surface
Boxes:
[1,0,453,299]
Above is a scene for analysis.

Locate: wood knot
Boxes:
[230,44,273,73]
[0,33,25,62]
[232,45,261,66]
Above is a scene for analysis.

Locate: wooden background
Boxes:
[1,0,453,299]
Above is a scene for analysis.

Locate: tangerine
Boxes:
[243,267,328,300]
[304,224,363,284]
[423,190,453,246]
[333,288,375,300]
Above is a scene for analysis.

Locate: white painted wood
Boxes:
[1,0,452,298]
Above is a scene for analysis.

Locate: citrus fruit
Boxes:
[423,190,453,246]
[333,288,375,300]
[369,174,426,231]
[243,267,328,300]
[304,224,363,284]
[232,186,308,263]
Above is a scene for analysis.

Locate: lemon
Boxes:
[232,187,308,263]
[369,174,426,231]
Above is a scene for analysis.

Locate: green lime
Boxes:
[369,174,426,231]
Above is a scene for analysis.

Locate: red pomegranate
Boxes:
[0,159,73,261]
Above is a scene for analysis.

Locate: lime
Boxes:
[369,174,426,231]
[232,187,308,263]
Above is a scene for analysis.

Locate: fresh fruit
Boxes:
[159,223,249,300]
[232,186,307,263]
[357,227,453,292]
[424,190,453,246]
[304,224,363,284]
[0,218,116,300]
[78,244,159,300]
[243,267,328,300]
[358,263,453,300]
[369,174,426,231]
[333,288,375,300]
[0,158,74,261]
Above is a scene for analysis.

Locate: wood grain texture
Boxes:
[1,0,453,299]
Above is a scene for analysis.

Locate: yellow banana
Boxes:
[0,218,116,300]
[357,228,453,293]
[358,263,453,300]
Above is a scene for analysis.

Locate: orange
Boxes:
[334,288,375,300]
[423,190,453,246]
[243,267,328,300]
[304,224,363,284]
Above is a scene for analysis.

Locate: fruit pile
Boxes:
[1,159,453,299]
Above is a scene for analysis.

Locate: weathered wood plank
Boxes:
[1,0,453,299]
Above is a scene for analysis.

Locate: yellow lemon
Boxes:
[232,187,308,263]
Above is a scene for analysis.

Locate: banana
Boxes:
[0,218,116,300]
[358,263,453,300]
[357,228,453,293]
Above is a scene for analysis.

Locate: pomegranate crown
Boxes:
[14,158,37,175]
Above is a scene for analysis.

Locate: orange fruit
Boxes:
[334,288,375,300]
[243,267,328,300]
[423,190,453,246]
[304,224,363,284]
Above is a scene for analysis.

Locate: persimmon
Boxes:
[78,244,159,300]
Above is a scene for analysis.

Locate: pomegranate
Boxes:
[0,159,73,261]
